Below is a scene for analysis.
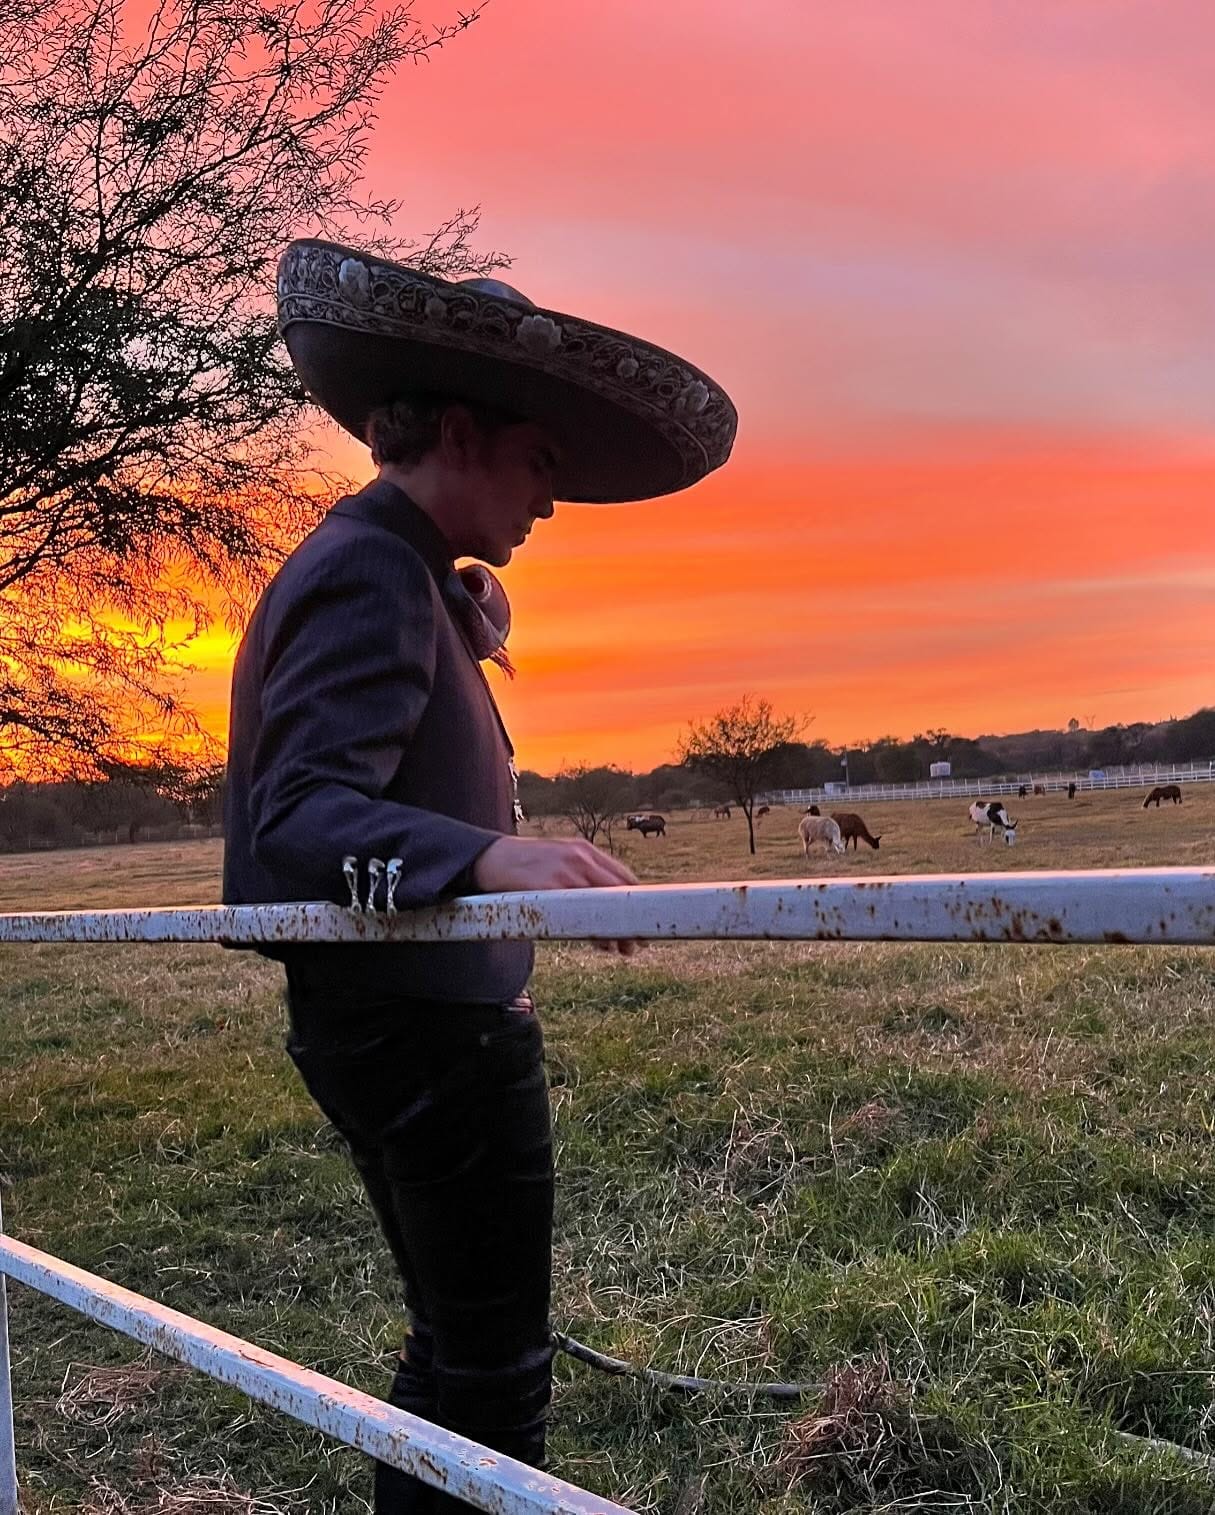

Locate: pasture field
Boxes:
[3,788,1215,1512]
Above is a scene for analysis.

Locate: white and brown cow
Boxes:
[968,801,1017,845]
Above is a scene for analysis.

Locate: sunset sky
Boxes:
[188,0,1215,773]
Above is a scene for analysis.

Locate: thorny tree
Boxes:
[678,696,804,855]
[555,764,635,852]
[0,0,500,780]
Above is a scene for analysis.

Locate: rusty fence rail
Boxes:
[3,867,1215,1515]
[0,869,1211,948]
[0,1198,630,1515]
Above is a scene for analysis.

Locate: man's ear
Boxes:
[437,404,479,470]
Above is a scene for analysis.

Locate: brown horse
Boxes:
[1143,784,1182,808]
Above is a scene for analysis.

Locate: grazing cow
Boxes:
[1143,785,1182,808]
[1032,783,1045,797]
[712,804,731,820]
[968,800,1018,844]
[626,813,666,837]
[832,812,881,850]
[804,804,821,816]
[1068,782,1077,800]
[1018,784,1028,799]
[756,804,770,818]
[798,813,845,855]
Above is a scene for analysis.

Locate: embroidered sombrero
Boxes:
[276,239,737,504]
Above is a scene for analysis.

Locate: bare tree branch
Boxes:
[555,764,635,850]
[0,0,501,776]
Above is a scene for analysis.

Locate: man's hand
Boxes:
[473,836,636,892]
[472,836,641,956]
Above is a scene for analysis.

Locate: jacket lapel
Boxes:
[329,480,516,757]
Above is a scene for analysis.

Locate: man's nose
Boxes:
[534,496,555,520]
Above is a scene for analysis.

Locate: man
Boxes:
[223,240,736,1511]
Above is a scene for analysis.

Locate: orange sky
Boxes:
[187,0,1215,773]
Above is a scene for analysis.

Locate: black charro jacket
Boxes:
[222,478,532,1004]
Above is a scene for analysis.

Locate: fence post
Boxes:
[0,1190,17,1515]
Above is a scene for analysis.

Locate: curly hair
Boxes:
[365,394,521,467]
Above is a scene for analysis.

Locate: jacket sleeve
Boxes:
[247,536,501,908]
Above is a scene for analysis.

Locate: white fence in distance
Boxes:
[764,759,1215,809]
[5,870,1215,1513]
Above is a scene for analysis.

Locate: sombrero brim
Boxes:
[277,240,738,504]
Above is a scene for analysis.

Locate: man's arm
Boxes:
[247,537,500,908]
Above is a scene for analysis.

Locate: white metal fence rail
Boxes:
[0,1198,630,1515]
[4,869,1215,1513]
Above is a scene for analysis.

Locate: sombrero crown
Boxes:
[277,239,737,503]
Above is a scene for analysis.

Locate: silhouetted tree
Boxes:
[678,696,802,854]
[1085,722,1153,768]
[0,0,495,776]
[1161,709,1215,763]
[153,760,227,825]
[554,764,635,849]
[870,736,922,783]
[761,739,837,790]
[71,759,177,841]
[643,763,721,807]
[0,783,72,850]
[515,769,557,819]
[937,736,1003,780]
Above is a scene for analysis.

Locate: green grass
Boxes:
[2,822,1215,1511]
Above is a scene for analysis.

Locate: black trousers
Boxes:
[284,970,555,1513]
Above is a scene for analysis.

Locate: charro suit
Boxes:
[222,476,532,1002]
[222,479,552,1513]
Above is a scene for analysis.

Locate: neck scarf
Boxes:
[444,564,515,678]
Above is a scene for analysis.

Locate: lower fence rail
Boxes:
[0,1220,13,1515]
[3,868,1215,1513]
[0,1219,630,1515]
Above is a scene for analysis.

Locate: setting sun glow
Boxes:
[185,2,1215,771]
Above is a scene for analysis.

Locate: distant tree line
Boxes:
[1,707,1212,855]
[981,709,1215,773]
[0,760,224,852]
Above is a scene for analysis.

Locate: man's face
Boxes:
[454,415,559,566]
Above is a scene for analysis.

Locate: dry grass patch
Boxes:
[779,1351,905,1483]
[78,1476,294,1514]
[56,1353,185,1433]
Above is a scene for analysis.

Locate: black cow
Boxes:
[626,813,666,837]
